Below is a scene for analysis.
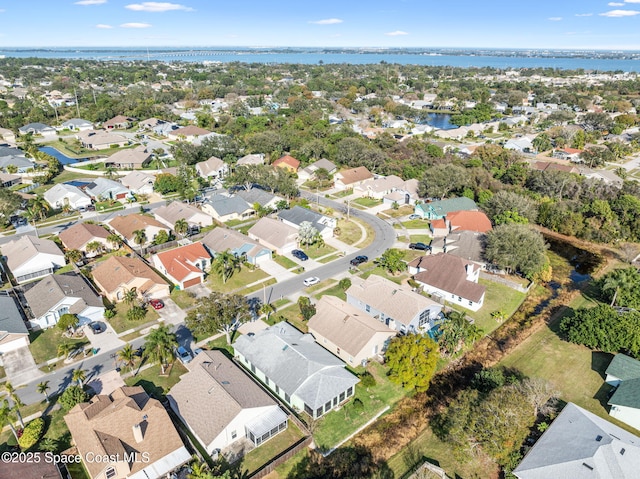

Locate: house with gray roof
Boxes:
[0,291,29,354]
[85,178,131,201]
[120,170,155,195]
[236,153,265,166]
[513,402,640,479]
[154,201,214,230]
[201,194,254,223]
[44,183,92,210]
[0,154,34,173]
[195,156,229,181]
[248,217,298,255]
[605,354,640,431]
[297,158,337,181]
[19,122,56,137]
[278,206,336,238]
[24,272,104,330]
[346,274,443,334]
[1,235,65,284]
[60,118,94,132]
[235,188,282,211]
[168,350,288,455]
[414,197,478,220]
[201,227,271,265]
[234,322,359,419]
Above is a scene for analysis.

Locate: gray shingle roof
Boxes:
[606,354,640,382]
[0,155,33,169]
[204,194,252,217]
[24,273,103,319]
[609,377,640,409]
[0,292,28,336]
[0,146,25,158]
[234,323,359,409]
[513,403,640,479]
[85,178,130,199]
[2,235,64,271]
[235,188,276,207]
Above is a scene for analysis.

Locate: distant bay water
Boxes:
[3,47,640,72]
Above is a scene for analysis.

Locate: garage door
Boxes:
[183,276,202,288]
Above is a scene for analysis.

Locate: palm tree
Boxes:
[314,232,325,250]
[174,218,188,239]
[57,342,73,358]
[133,229,147,255]
[65,249,83,264]
[259,302,276,321]
[37,381,51,403]
[602,268,637,307]
[212,250,242,284]
[3,382,24,428]
[123,287,138,306]
[117,344,137,372]
[85,241,104,256]
[0,399,19,441]
[72,368,86,387]
[107,233,123,249]
[30,195,50,222]
[104,166,117,180]
[144,325,178,374]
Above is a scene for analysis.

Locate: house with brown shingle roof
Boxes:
[92,255,169,302]
[107,214,170,247]
[153,201,214,230]
[531,160,580,174]
[58,223,112,256]
[410,252,486,311]
[167,350,289,455]
[105,147,152,170]
[346,274,443,334]
[1,235,66,284]
[334,166,374,190]
[167,125,211,142]
[308,295,396,366]
[195,156,229,180]
[201,227,272,265]
[76,130,129,150]
[102,115,136,129]
[152,242,210,290]
[248,217,298,255]
[120,170,155,195]
[272,154,300,173]
[64,386,190,479]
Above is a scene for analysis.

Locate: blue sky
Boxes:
[2,1,640,49]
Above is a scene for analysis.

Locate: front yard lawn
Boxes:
[106,301,160,334]
[379,206,414,218]
[125,361,188,399]
[313,362,406,450]
[301,243,337,260]
[29,327,89,365]
[409,234,432,244]
[336,218,374,247]
[401,219,429,229]
[241,422,307,475]
[273,254,297,270]
[170,289,197,310]
[271,306,308,333]
[353,197,383,208]
[361,266,407,285]
[313,283,347,301]
[208,267,270,293]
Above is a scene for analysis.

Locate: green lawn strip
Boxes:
[273,254,297,270]
[55,263,75,274]
[301,244,337,260]
[29,328,89,365]
[239,278,277,295]
[241,421,307,475]
[313,284,347,301]
[272,298,291,309]
[304,279,334,294]
[318,254,340,264]
[409,234,432,244]
[208,267,270,293]
[332,189,353,198]
[125,362,188,398]
[379,206,414,218]
[353,197,383,208]
[106,301,160,334]
[360,266,407,285]
[272,306,308,333]
[0,365,5,380]
[170,289,197,309]
[469,279,526,335]
[208,335,236,356]
[402,250,427,263]
[119,331,142,342]
[401,219,430,229]
[312,363,406,450]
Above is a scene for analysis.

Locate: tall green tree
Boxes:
[484,224,548,279]
[385,334,439,392]
[3,382,24,428]
[144,325,178,374]
[37,381,51,403]
[212,250,242,284]
[117,344,137,371]
[377,248,406,275]
[72,368,86,387]
[297,221,318,247]
[132,229,147,255]
[185,292,251,344]
[0,189,22,227]
[0,399,19,441]
[174,218,189,238]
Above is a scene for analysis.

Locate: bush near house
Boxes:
[18,418,45,450]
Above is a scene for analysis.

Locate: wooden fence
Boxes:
[248,435,313,479]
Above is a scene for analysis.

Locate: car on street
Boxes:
[176,346,192,364]
[408,214,421,220]
[409,242,431,251]
[350,255,369,267]
[88,322,104,334]
[303,276,320,287]
[149,299,164,310]
[292,249,309,261]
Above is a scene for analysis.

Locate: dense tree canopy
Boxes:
[484,224,548,279]
[385,334,439,392]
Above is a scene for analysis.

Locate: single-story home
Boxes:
[201,194,254,223]
[43,183,92,210]
[278,205,335,238]
[234,322,360,419]
[19,122,56,137]
[354,174,405,200]
[235,188,282,211]
[105,147,152,169]
[168,350,289,455]
[24,272,104,330]
[195,156,229,180]
[76,130,128,150]
[248,217,298,255]
[60,118,94,132]
[552,147,583,162]
[414,197,478,220]
[0,172,21,188]
[236,154,265,166]
[92,255,170,302]
[152,242,211,290]
[153,201,214,230]
[605,354,640,431]
[64,386,190,479]
[346,274,443,334]
[103,115,136,129]
[120,170,155,195]
[297,158,337,181]
[85,178,132,201]
[201,227,272,265]
[58,223,112,256]
[430,210,492,237]
[530,160,580,174]
[167,125,212,143]
[410,253,486,312]
[309,295,396,366]
[382,178,420,206]
[1,235,66,284]
[0,155,34,173]
[333,166,374,190]
[272,155,300,173]
[0,291,29,353]
[107,213,170,246]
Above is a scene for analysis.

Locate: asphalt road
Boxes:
[9,191,396,405]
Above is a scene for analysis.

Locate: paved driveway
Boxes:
[84,322,125,353]
[156,298,187,326]
[0,346,44,386]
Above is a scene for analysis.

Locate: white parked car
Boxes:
[303,277,320,287]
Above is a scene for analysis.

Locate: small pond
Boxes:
[39,146,86,165]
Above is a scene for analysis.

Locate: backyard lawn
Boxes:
[241,422,307,475]
[467,279,527,335]
[106,301,160,334]
[29,327,89,365]
[312,362,407,450]
[125,361,188,399]
[208,267,270,293]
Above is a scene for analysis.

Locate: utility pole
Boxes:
[74,87,80,117]
[346,199,351,220]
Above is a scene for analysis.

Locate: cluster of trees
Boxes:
[385,334,439,392]
[185,292,251,343]
[434,367,558,472]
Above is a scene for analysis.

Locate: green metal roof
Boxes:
[606,354,640,382]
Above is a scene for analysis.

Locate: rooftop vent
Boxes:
[582,463,594,471]
[596,435,602,442]
[620,448,626,455]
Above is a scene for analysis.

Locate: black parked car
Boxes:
[409,242,431,251]
[292,249,309,261]
[350,255,368,266]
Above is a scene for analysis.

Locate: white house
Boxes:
[1,235,66,284]
[168,350,289,455]
[0,292,29,353]
[153,201,214,230]
[278,206,336,239]
[24,273,105,330]
[43,183,92,210]
[605,354,640,431]
[195,156,229,181]
[120,170,155,195]
[60,118,94,132]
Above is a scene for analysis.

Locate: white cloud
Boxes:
[548,17,563,21]
[125,2,193,12]
[95,24,113,29]
[385,30,408,36]
[120,22,152,28]
[75,0,107,5]
[309,18,343,25]
[599,9,640,16]
[608,2,624,6]
[575,13,593,16]
[624,0,640,3]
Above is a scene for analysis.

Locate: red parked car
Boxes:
[149,299,164,310]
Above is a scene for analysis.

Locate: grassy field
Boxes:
[107,301,160,334]
[273,254,298,270]
[401,219,429,229]
[468,279,527,335]
[312,282,347,301]
[338,217,374,248]
[301,243,337,260]
[29,327,89,365]
[379,206,414,218]
[208,267,270,293]
[125,361,188,398]
[313,362,407,450]
[241,422,307,475]
[353,197,383,208]
[170,289,197,309]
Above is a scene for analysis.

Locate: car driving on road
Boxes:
[350,255,368,266]
[303,276,320,287]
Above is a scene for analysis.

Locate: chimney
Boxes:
[132,423,144,443]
